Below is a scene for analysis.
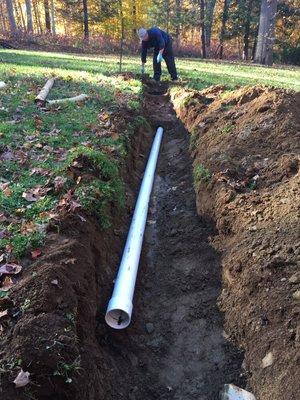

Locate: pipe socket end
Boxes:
[105,297,133,329]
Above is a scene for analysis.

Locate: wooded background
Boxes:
[0,0,299,64]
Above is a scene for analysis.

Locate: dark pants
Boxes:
[153,40,178,81]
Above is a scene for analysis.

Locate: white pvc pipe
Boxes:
[105,126,164,329]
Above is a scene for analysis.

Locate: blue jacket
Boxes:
[141,27,171,63]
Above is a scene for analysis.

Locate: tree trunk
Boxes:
[219,0,230,59]
[254,0,277,65]
[50,0,56,34]
[33,0,42,33]
[132,0,137,38]
[200,0,206,58]
[252,26,259,60]
[243,0,253,60]
[16,0,26,30]
[5,0,17,33]
[175,0,181,51]
[119,0,125,72]
[164,0,170,32]
[44,0,51,32]
[25,0,33,32]
[205,0,216,57]
[82,0,89,41]
[0,1,9,32]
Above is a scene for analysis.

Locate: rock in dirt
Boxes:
[292,290,300,301]
[262,351,274,368]
[220,384,256,400]
[145,322,154,334]
[289,273,300,284]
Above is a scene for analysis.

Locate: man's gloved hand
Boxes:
[156,53,163,63]
[141,64,145,74]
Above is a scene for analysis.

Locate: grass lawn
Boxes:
[0,49,146,260]
[0,49,299,261]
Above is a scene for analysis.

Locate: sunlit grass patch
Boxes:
[0,50,144,260]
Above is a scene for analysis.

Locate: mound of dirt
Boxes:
[171,85,300,400]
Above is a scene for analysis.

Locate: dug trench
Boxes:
[0,79,244,400]
[96,80,245,399]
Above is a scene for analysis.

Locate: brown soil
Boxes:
[171,85,300,400]
[98,80,243,400]
[0,78,245,399]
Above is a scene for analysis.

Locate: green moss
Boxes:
[193,163,211,190]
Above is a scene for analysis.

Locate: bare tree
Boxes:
[5,0,17,33]
[175,0,181,50]
[118,0,125,72]
[15,0,26,29]
[83,0,89,40]
[205,0,216,57]
[199,0,206,58]
[50,0,56,34]
[32,0,42,33]
[243,0,254,60]
[132,0,137,37]
[254,0,278,65]
[219,0,230,58]
[44,0,51,32]
[25,0,33,32]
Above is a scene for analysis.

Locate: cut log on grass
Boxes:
[35,78,55,105]
[47,94,88,105]
[0,81,7,90]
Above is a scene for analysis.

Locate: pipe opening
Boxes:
[105,309,130,329]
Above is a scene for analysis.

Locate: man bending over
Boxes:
[138,27,178,82]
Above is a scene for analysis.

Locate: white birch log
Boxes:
[35,78,55,104]
[47,94,88,105]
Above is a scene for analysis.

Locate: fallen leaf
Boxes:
[21,221,37,235]
[98,111,110,122]
[0,309,8,319]
[13,369,30,388]
[53,176,67,192]
[30,167,50,176]
[69,200,81,213]
[0,263,22,278]
[31,250,42,259]
[3,186,12,197]
[0,182,10,190]
[5,244,13,253]
[0,276,14,291]
[39,210,58,220]
[22,186,51,202]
